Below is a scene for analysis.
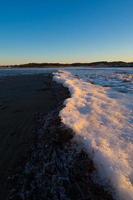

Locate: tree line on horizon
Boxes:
[0,61,133,68]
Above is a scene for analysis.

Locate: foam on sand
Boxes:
[53,70,133,200]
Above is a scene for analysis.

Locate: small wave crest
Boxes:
[53,70,133,200]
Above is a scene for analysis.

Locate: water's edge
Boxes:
[7,77,113,200]
[53,70,133,200]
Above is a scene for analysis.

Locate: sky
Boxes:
[0,0,133,65]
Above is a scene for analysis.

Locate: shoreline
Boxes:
[0,61,133,68]
[8,104,113,200]
[0,73,114,200]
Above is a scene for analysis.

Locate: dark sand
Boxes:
[0,73,114,200]
[0,74,69,200]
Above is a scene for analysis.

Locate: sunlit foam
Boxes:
[53,70,133,200]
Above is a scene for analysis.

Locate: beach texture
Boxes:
[0,73,113,200]
[0,73,69,199]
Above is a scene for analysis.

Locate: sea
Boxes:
[54,67,133,200]
[0,67,133,200]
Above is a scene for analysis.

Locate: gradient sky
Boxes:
[0,0,133,64]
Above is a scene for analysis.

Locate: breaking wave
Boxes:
[53,69,133,200]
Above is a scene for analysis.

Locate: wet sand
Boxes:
[0,74,69,200]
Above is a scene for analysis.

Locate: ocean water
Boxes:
[53,68,133,200]
[0,68,57,77]
[0,67,133,199]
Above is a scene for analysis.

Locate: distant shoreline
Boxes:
[0,61,133,68]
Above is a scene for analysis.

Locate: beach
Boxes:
[0,71,115,200]
[1,67,132,200]
[0,73,69,199]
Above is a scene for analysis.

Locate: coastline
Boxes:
[0,73,114,200]
[0,61,133,68]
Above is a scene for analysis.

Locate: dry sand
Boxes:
[0,73,69,199]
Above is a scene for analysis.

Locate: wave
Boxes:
[53,70,133,200]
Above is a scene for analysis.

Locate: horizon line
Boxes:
[1,60,133,67]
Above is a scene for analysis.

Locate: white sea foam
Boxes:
[53,70,133,200]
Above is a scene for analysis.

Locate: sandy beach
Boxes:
[0,72,114,200]
[0,73,69,199]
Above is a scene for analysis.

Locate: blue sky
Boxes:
[0,0,133,64]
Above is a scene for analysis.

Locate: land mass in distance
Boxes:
[0,61,133,68]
